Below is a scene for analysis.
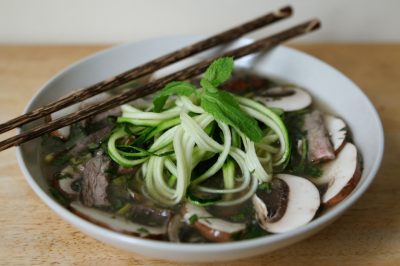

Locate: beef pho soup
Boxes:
[40,58,361,242]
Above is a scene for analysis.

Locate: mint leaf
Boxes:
[200,79,218,93]
[153,81,196,112]
[201,90,263,142]
[201,57,234,88]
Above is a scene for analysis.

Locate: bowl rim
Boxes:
[16,36,384,254]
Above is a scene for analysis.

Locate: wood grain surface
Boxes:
[0,44,399,266]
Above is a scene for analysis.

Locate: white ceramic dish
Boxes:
[16,36,384,262]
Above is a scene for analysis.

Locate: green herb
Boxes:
[200,58,263,142]
[153,81,197,112]
[258,182,271,191]
[229,203,254,222]
[65,124,86,149]
[230,213,246,222]
[116,203,132,215]
[188,214,199,225]
[201,90,262,142]
[201,57,234,87]
[49,187,69,206]
[51,154,71,166]
[137,227,150,234]
[87,142,99,150]
[239,222,268,240]
[292,163,323,178]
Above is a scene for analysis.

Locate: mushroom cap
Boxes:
[324,114,347,153]
[254,86,312,112]
[318,143,361,206]
[56,177,80,197]
[183,203,246,242]
[254,174,320,234]
[254,178,289,223]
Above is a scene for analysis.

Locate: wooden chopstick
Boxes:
[0,19,320,152]
[0,6,293,135]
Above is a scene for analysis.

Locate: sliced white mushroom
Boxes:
[183,203,246,242]
[253,174,320,233]
[311,143,361,207]
[70,201,167,237]
[57,177,79,197]
[54,165,80,197]
[254,86,312,112]
[324,114,347,153]
[167,214,183,243]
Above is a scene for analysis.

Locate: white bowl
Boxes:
[16,36,384,262]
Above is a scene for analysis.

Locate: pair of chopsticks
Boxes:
[0,6,320,151]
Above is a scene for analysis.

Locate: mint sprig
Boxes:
[201,57,234,87]
[152,57,263,142]
[153,81,196,112]
[200,58,263,142]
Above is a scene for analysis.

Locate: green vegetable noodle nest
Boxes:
[108,57,290,206]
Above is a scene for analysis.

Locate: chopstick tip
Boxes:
[306,19,321,32]
[275,6,293,17]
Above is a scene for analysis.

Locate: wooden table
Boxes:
[0,44,399,265]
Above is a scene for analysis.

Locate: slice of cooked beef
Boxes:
[303,110,335,163]
[81,155,111,207]
[69,126,112,156]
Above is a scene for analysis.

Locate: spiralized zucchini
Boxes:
[107,92,290,207]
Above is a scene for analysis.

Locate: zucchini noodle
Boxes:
[107,94,290,206]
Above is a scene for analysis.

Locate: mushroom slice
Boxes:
[54,165,81,197]
[70,201,167,238]
[254,86,312,112]
[56,177,80,197]
[253,174,320,233]
[253,178,289,223]
[168,213,208,243]
[167,214,183,243]
[312,143,361,207]
[324,114,347,153]
[183,203,246,242]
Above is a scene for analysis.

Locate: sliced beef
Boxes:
[81,155,111,207]
[303,110,335,163]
